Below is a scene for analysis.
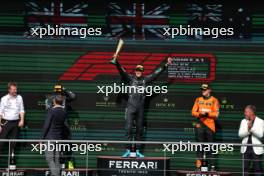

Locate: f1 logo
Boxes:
[59,52,215,82]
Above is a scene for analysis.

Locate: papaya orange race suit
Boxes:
[192,96,220,133]
[191,95,220,168]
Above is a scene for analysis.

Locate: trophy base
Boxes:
[109,58,117,65]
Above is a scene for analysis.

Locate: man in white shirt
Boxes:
[238,105,264,176]
[0,82,25,166]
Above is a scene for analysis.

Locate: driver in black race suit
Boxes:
[111,55,172,157]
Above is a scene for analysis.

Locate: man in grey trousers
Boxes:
[42,95,67,176]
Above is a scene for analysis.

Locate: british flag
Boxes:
[188,3,223,22]
[106,2,170,40]
[25,0,89,31]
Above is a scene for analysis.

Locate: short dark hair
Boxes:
[54,95,64,105]
[245,105,256,113]
[8,82,17,89]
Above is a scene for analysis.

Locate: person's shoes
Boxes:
[68,161,74,170]
[122,149,131,158]
[136,150,144,158]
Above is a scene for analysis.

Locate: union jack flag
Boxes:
[188,3,223,22]
[25,0,88,31]
[106,2,170,40]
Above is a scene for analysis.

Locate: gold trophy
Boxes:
[110,38,124,65]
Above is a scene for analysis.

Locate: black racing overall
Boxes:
[115,61,167,150]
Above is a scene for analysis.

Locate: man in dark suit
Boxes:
[42,95,67,176]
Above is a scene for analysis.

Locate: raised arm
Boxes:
[145,57,172,83]
[114,60,132,83]
[63,88,76,102]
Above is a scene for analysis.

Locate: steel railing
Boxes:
[0,139,263,176]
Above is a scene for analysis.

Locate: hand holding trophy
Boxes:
[110,38,124,65]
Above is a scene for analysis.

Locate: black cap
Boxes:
[135,65,144,72]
